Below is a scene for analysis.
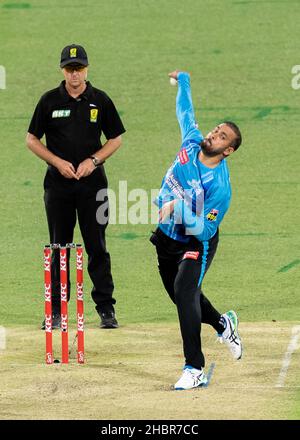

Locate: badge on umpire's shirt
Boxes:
[90,108,98,123]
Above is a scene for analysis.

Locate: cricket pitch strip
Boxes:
[0,322,299,420]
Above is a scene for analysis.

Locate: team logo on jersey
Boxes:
[206,209,219,222]
[90,108,98,123]
[52,110,71,118]
[187,179,203,196]
[179,148,189,165]
[183,251,200,261]
[70,48,77,58]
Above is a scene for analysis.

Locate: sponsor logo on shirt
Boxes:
[206,209,219,222]
[183,251,200,260]
[165,173,184,199]
[90,108,98,123]
[52,110,71,118]
[179,148,189,165]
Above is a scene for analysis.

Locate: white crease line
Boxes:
[214,385,300,389]
[0,326,6,350]
[275,325,300,388]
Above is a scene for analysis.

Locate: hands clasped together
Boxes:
[54,157,96,180]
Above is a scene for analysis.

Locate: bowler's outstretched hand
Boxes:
[168,70,180,80]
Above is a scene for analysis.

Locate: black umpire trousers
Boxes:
[44,167,114,314]
[150,227,224,370]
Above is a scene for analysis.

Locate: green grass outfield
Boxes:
[0,0,299,420]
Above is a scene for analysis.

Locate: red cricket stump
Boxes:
[44,245,53,364]
[76,245,84,364]
[60,246,69,364]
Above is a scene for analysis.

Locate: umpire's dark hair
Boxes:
[223,121,242,150]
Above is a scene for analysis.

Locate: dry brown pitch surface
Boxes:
[0,322,299,420]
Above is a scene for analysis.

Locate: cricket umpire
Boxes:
[26,44,125,329]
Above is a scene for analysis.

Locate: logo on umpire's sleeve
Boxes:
[206,209,219,222]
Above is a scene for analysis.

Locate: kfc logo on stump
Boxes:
[77,314,84,332]
[61,314,68,332]
[45,314,52,333]
[77,283,84,301]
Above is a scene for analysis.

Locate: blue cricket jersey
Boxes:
[155,72,232,243]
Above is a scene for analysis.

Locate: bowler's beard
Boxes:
[200,138,225,157]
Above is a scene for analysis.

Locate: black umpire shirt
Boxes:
[28,80,125,186]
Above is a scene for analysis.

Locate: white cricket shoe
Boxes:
[218,310,243,360]
[174,365,207,390]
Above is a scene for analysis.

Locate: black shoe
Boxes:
[41,313,61,330]
[99,311,119,329]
